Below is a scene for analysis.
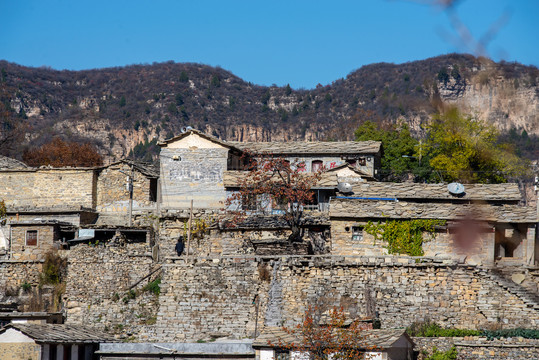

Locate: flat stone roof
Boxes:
[330,198,537,223]
[229,140,381,155]
[98,341,255,355]
[349,182,522,202]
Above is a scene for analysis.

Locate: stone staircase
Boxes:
[480,267,539,311]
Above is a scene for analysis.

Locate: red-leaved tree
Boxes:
[23,137,103,167]
[225,152,323,243]
[271,306,377,360]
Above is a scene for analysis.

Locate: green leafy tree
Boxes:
[179,71,189,82]
[119,95,126,107]
[424,108,528,183]
[355,120,430,181]
[285,84,292,95]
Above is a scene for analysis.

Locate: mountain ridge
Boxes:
[0,53,538,161]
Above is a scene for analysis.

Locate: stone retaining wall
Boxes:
[64,244,158,340]
[153,256,539,341]
[414,337,539,359]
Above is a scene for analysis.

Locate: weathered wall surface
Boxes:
[64,244,159,340]
[331,221,494,262]
[9,225,58,261]
[153,256,539,342]
[160,134,229,209]
[279,155,376,177]
[96,163,156,213]
[0,260,43,292]
[0,169,96,209]
[414,337,539,360]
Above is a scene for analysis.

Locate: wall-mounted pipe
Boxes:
[334,196,398,202]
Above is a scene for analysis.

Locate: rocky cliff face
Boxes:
[437,63,539,135]
[0,54,537,161]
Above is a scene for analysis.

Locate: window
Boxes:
[358,158,366,166]
[312,160,323,172]
[242,195,257,211]
[351,227,363,241]
[26,230,38,246]
[275,350,290,360]
[149,178,158,202]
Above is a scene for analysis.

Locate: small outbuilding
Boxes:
[0,323,113,360]
[252,327,414,360]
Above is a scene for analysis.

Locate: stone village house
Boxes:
[0,159,159,259]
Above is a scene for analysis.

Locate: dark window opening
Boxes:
[26,230,38,246]
[242,195,257,211]
[149,178,158,202]
[275,350,290,360]
[346,159,357,167]
[312,160,323,172]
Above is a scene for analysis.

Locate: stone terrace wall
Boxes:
[64,244,159,340]
[414,337,539,360]
[153,256,539,342]
[0,260,43,291]
[0,169,96,209]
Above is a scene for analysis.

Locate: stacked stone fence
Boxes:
[153,255,539,342]
[0,260,43,292]
[414,336,539,359]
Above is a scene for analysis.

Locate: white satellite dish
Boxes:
[337,182,353,193]
[448,182,465,195]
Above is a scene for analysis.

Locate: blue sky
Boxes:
[1,0,537,88]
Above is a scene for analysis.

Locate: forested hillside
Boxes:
[0,54,538,162]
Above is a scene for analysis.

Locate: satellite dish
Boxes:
[448,182,465,196]
[337,182,353,193]
[180,127,187,133]
[185,126,193,131]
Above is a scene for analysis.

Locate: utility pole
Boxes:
[128,164,134,227]
[186,199,193,257]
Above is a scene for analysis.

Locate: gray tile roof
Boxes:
[253,327,411,349]
[159,129,236,150]
[1,323,113,344]
[98,342,255,355]
[350,182,522,201]
[104,159,159,178]
[0,155,27,169]
[159,129,381,155]
[330,198,537,223]
[228,141,381,155]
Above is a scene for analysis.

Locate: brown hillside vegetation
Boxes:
[0,54,538,161]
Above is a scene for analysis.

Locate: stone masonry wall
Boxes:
[414,337,539,360]
[64,244,159,341]
[153,256,539,342]
[96,163,156,213]
[331,220,495,265]
[0,169,96,209]
[10,225,58,261]
[160,147,229,209]
[0,260,43,293]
